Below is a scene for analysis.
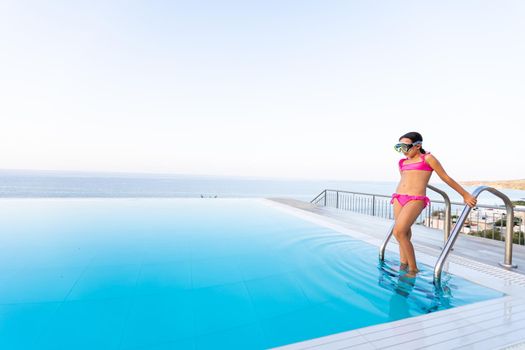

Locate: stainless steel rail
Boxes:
[311,189,398,216]
[427,185,452,243]
[311,190,327,206]
[379,185,452,261]
[433,186,517,285]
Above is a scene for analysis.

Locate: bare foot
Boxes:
[405,269,420,278]
[399,263,408,271]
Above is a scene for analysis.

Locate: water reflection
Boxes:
[377,260,453,320]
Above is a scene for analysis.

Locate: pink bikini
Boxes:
[391,152,433,208]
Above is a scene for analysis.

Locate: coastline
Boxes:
[459,179,525,191]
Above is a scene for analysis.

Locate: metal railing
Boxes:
[312,189,400,218]
[433,186,518,285]
[311,188,525,246]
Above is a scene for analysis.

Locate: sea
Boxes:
[1,170,524,206]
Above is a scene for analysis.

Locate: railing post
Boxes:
[426,185,452,244]
[324,190,327,206]
[372,195,376,216]
[500,194,515,268]
[434,203,472,285]
[336,191,339,209]
[379,223,395,261]
[310,189,328,205]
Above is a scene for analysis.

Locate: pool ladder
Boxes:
[379,186,518,285]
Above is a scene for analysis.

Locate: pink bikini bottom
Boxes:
[390,193,430,208]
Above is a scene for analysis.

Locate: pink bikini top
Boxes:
[399,152,433,172]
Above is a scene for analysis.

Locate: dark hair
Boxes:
[399,131,427,154]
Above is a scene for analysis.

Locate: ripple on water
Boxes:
[273,228,492,319]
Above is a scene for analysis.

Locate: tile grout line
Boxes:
[116,262,144,350]
[360,299,525,340]
[354,297,515,338]
[375,309,525,350]
[240,277,274,349]
[32,254,97,346]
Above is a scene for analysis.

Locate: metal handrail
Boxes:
[379,185,452,261]
[311,189,394,213]
[314,189,392,199]
[434,186,517,285]
[311,189,525,212]
[310,190,327,205]
[427,185,452,243]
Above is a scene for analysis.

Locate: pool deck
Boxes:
[266,198,525,350]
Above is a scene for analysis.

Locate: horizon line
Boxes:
[0,167,401,183]
[1,167,518,184]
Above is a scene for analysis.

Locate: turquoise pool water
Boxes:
[0,199,503,349]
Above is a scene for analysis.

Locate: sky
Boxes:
[1,0,524,182]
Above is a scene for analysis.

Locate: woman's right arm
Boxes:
[426,155,477,208]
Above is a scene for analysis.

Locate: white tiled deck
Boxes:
[264,198,525,350]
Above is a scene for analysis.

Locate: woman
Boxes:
[391,131,477,277]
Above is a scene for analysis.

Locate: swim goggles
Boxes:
[394,141,422,153]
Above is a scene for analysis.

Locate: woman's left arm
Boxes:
[426,155,477,208]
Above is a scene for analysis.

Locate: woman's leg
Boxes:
[392,198,406,266]
[393,200,425,274]
[392,198,413,267]
[400,228,412,266]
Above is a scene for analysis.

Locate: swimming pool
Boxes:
[0,198,504,349]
